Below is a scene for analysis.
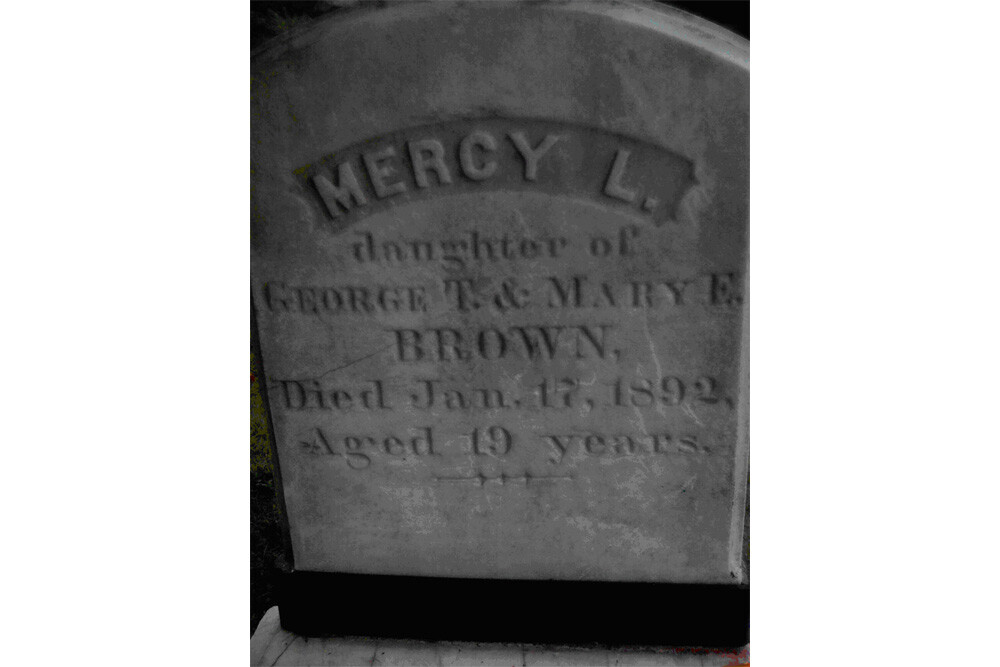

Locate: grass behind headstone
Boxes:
[251,349,285,634]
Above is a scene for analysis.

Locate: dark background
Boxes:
[669,2,748,39]
[251,2,749,52]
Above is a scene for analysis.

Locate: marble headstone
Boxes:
[251,1,748,587]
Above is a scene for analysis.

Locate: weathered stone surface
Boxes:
[251,607,750,666]
[251,1,748,584]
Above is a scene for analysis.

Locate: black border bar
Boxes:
[279,571,749,648]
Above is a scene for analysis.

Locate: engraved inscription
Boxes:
[261,270,744,317]
[269,373,733,415]
[269,143,740,495]
[297,425,440,470]
[261,213,743,485]
[388,324,618,363]
[293,119,697,229]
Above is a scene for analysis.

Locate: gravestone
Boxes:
[252,0,748,648]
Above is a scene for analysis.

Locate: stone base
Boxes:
[251,607,750,666]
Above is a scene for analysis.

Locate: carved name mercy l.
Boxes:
[294,119,698,227]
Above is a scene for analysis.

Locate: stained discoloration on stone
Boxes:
[251,1,748,584]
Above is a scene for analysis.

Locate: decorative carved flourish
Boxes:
[433,470,574,486]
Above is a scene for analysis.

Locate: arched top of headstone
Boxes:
[252,1,748,67]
